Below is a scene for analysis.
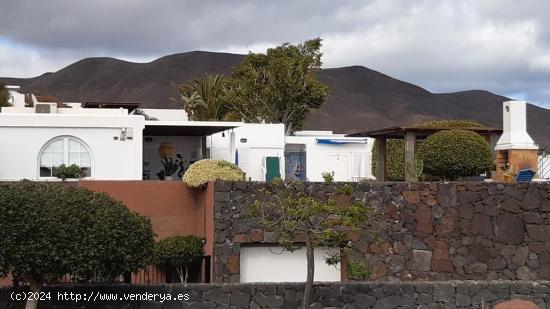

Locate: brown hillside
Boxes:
[2,51,549,147]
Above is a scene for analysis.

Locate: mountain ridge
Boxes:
[1,51,548,147]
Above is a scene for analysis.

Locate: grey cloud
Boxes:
[0,0,550,107]
[0,0,360,55]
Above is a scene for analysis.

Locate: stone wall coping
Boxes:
[5,280,550,289]
[215,180,550,185]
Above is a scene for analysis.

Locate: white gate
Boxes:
[328,154,349,181]
[539,152,550,179]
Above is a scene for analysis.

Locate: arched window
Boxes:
[39,137,92,178]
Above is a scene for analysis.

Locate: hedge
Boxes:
[371,119,488,181]
[417,129,493,180]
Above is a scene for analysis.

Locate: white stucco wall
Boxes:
[0,113,144,181]
[207,125,373,182]
[207,124,286,181]
[285,133,374,182]
[6,86,26,107]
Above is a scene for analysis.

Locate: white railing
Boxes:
[538,150,550,179]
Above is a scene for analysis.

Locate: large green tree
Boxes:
[175,74,236,121]
[0,181,154,309]
[0,82,11,108]
[250,181,371,309]
[227,38,329,134]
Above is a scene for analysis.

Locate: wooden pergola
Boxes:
[347,125,503,181]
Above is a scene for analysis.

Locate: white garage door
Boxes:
[240,246,341,282]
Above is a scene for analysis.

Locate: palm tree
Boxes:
[179,91,206,119]
[0,82,11,108]
[176,74,231,121]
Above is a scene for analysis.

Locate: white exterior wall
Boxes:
[2,106,129,115]
[207,124,285,181]
[0,113,144,181]
[208,125,373,182]
[240,246,340,282]
[6,86,25,107]
[285,133,374,182]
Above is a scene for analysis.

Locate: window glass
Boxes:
[39,137,92,178]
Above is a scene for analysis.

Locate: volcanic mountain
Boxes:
[2,51,549,147]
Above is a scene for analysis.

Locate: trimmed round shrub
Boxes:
[371,119,487,181]
[417,129,492,180]
[182,159,245,188]
[154,235,203,283]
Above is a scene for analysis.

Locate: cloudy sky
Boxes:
[1,0,550,108]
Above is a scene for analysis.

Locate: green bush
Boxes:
[404,159,424,182]
[347,260,371,281]
[55,164,83,180]
[0,181,154,298]
[371,119,487,181]
[321,171,334,183]
[417,129,492,180]
[412,119,484,128]
[182,159,245,188]
[371,139,406,181]
[154,235,203,283]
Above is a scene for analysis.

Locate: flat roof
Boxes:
[144,121,242,136]
[83,101,141,112]
[347,125,502,138]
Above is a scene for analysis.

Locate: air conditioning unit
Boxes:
[35,103,57,114]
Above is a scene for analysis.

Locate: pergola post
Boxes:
[376,136,387,181]
[488,132,501,179]
[404,132,416,182]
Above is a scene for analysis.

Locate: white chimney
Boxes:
[5,85,26,108]
[495,100,538,150]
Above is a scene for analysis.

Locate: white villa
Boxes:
[0,86,374,182]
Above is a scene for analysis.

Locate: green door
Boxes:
[265,157,281,181]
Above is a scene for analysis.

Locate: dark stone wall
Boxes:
[1,281,549,308]
[213,181,550,283]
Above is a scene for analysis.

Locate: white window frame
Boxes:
[37,136,94,180]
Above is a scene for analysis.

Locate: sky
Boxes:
[1,0,550,108]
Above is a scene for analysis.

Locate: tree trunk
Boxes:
[25,279,41,309]
[176,267,185,284]
[184,264,189,284]
[285,123,293,136]
[302,233,315,309]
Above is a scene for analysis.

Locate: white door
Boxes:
[240,246,341,282]
[328,154,349,181]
